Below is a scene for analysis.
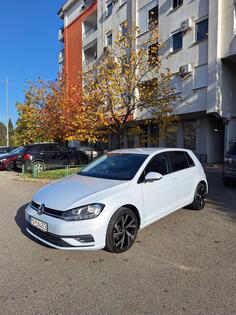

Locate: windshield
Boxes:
[11,147,26,154]
[228,143,236,155]
[79,153,148,180]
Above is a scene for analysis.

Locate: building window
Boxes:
[173,0,183,9]
[166,124,177,147]
[148,5,158,29]
[106,1,113,17]
[106,31,112,46]
[184,121,196,151]
[172,31,183,52]
[171,75,182,94]
[149,125,159,146]
[196,18,208,42]
[120,21,128,37]
[83,41,97,65]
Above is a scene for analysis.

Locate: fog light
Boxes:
[74,235,95,243]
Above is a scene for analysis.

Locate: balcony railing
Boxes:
[83,25,97,39]
[58,49,64,64]
[58,27,64,42]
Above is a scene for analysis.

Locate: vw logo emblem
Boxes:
[38,203,45,215]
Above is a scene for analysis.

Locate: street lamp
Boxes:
[0,77,9,147]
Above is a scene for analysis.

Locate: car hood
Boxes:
[0,153,17,159]
[33,174,128,211]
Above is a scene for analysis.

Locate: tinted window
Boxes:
[28,145,43,153]
[80,153,148,180]
[196,19,208,42]
[172,31,183,51]
[42,144,57,152]
[173,0,183,9]
[145,153,169,176]
[185,152,195,167]
[169,151,189,172]
[55,145,69,152]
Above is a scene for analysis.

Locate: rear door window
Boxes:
[185,152,195,167]
[42,144,57,152]
[55,144,69,152]
[168,151,189,172]
[28,145,43,153]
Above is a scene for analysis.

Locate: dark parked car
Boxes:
[15,143,89,172]
[0,146,16,154]
[0,147,21,171]
[223,142,236,184]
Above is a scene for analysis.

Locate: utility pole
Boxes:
[6,77,9,147]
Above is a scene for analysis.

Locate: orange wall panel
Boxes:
[64,2,97,87]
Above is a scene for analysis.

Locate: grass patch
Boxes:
[21,166,83,180]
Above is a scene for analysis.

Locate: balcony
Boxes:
[58,27,64,42]
[58,49,64,64]
[83,40,97,69]
[82,10,97,47]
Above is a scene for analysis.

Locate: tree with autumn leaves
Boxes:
[83,23,179,140]
[15,75,108,145]
[16,24,179,146]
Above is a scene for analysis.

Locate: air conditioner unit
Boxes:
[181,18,193,31]
[179,64,192,77]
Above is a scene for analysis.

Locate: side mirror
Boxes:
[144,172,163,182]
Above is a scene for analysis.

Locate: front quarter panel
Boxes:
[84,181,144,227]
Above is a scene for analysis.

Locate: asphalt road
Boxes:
[0,168,236,315]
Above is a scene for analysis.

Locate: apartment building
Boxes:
[58,0,236,163]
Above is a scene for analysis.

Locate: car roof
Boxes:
[24,142,58,147]
[110,147,191,156]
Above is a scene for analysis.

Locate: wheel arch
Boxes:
[120,204,141,228]
[199,180,208,193]
[31,159,45,163]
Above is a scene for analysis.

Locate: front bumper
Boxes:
[25,204,107,250]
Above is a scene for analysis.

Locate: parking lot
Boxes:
[0,167,236,315]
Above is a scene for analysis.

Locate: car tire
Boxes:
[188,183,207,210]
[32,161,45,173]
[105,207,139,253]
[6,161,14,171]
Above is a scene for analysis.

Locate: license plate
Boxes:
[30,216,48,232]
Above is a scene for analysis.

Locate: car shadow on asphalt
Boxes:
[205,168,236,222]
[14,203,51,248]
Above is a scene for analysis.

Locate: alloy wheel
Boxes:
[33,163,44,173]
[196,185,206,209]
[112,214,138,250]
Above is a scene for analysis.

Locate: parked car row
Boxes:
[0,142,90,172]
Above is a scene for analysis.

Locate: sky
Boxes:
[0,0,65,126]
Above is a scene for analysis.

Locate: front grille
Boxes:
[30,201,63,218]
[27,224,74,247]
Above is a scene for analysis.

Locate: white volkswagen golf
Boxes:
[25,148,208,253]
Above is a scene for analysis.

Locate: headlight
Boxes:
[61,203,105,221]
